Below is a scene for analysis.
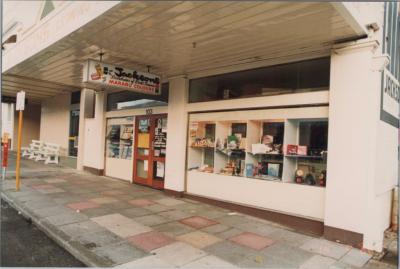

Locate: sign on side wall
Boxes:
[381,69,400,128]
[82,59,161,95]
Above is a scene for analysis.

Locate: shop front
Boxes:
[2,1,398,252]
[103,81,169,188]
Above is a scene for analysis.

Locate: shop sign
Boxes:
[381,69,400,127]
[16,91,25,111]
[83,59,161,95]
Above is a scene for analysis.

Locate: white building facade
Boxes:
[2,1,399,252]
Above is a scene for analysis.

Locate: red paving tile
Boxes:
[179,216,219,229]
[127,231,174,251]
[128,199,155,207]
[66,201,100,210]
[229,232,275,250]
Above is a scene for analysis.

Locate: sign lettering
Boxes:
[83,59,161,95]
[381,69,399,127]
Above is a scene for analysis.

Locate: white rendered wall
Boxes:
[40,93,70,156]
[164,76,188,192]
[82,91,106,170]
[325,40,395,251]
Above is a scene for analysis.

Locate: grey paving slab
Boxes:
[201,223,231,234]
[261,241,314,267]
[151,241,207,267]
[204,240,266,266]
[234,221,279,236]
[73,230,124,249]
[34,205,74,218]
[59,220,106,237]
[145,204,172,213]
[115,255,174,268]
[103,201,133,210]
[215,215,250,228]
[37,187,66,194]
[196,208,227,219]
[300,238,352,259]
[181,255,238,268]
[119,207,153,218]
[133,214,171,226]
[80,207,115,218]
[268,228,314,247]
[155,197,186,206]
[94,241,149,266]
[216,228,244,239]
[237,254,296,268]
[44,178,67,184]
[339,248,371,267]
[158,209,193,221]
[24,199,57,210]
[91,213,152,238]
[329,261,356,269]
[45,212,89,226]
[153,221,195,237]
[299,255,337,269]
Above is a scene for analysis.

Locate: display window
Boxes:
[187,113,328,188]
[106,83,169,111]
[189,57,330,103]
[106,117,134,160]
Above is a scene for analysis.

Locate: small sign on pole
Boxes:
[16,91,25,111]
[15,91,25,191]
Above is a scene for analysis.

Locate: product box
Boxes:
[245,164,254,177]
[286,144,298,155]
[297,145,308,156]
[267,163,280,177]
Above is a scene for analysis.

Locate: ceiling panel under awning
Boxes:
[2,1,364,101]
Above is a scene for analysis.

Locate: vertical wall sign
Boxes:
[83,59,161,95]
[381,69,400,127]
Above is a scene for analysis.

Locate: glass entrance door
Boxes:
[133,114,167,189]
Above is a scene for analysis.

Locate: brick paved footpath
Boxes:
[0,156,391,268]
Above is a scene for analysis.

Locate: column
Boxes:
[324,39,394,251]
[164,76,188,194]
[81,90,106,174]
[76,89,88,170]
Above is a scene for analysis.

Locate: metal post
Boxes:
[15,110,23,191]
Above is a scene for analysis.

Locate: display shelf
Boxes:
[191,146,215,149]
[187,115,328,188]
[285,155,323,159]
[247,152,284,157]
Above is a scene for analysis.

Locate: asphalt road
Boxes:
[0,199,85,267]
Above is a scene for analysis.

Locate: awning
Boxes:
[2,1,368,102]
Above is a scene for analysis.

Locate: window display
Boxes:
[106,117,134,159]
[284,120,328,186]
[187,116,328,188]
[188,122,215,173]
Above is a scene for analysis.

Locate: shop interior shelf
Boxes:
[247,152,283,157]
[284,155,323,159]
[216,148,246,157]
[191,146,215,149]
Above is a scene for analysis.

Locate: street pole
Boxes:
[15,91,25,191]
[15,110,23,191]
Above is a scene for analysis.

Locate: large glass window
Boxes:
[189,57,330,103]
[107,83,169,111]
[187,114,328,188]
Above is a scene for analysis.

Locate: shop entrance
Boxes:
[133,114,167,189]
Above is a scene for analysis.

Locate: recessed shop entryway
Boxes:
[133,114,167,189]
